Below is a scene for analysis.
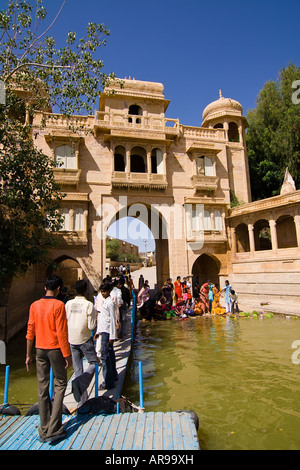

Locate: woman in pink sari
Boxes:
[137,282,150,308]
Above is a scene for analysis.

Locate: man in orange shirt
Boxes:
[26,274,72,444]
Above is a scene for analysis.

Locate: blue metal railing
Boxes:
[139,361,144,411]
[131,289,137,341]
[4,365,10,405]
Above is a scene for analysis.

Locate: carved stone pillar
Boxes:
[269,219,278,251]
[224,121,229,141]
[248,223,255,254]
[231,227,237,260]
[84,210,88,233]
[126,149,130,174]
[69,209,74,231]
[238,124,243,145]
[163,151,167,176]
[147,150,151,176]
[294,214,300,249]
[210,211,215,230]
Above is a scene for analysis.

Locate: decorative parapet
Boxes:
[34,112,93,131]
[182,126,226,141]
[94,110,180,140]
[111,171,167,190]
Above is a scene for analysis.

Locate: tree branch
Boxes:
[3,62,72,82]
[19,0,66,64]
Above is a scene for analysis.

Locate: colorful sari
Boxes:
[199,283,209,313]
[174,280,183,301]
[137,286,150,307]
[211,287,226,315]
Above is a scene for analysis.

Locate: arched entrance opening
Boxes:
[254,219,271,251]
[276,215,297,248]
[236,223,250,252]
[106,204,170,290]
[192,253,221,287]
[48,255,83,295]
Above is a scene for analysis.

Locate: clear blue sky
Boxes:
[45,0,300,125]
[37,0,300,250]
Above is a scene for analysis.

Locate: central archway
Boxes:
[192,253,220,287]
[106,203,170,290]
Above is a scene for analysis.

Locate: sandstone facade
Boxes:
[3,78,300,340]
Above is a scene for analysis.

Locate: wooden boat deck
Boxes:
[0,411,200,450]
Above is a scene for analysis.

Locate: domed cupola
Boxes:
[202,90,243,126]
[201,91,247,144]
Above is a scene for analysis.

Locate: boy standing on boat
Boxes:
[94,282,118,390]
[25,275,72,444]
[65,279,98,406]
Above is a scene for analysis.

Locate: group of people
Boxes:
[25,273,131,444]
[136,275,239,322]
[194,279,239,316]
[109,264,131,278]
[25,268,239,444]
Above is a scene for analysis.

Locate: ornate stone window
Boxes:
[114,145,126,172]
[151,148,164,174]
[74,207,85,231]
[203,210,211,230]
[196,156,214,176]
[128,104,142,124]
[130,146,146,173]
[214,210,223,230]
[59,207,71,231]
[55,144,77,169]
[228,122,239,142]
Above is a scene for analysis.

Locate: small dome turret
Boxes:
[202,90,243,125]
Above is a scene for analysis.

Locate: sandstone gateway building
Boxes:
[3,78,300,339]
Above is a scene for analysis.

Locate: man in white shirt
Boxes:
[111,279,123,331]
[94,282,118,390]
[65,279,97,406]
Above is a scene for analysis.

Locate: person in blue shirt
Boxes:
[221,280,232,314]
[208,283,214,313]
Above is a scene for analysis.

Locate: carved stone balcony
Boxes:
[53,168,81,187]
[111,171,167,190]
[190,174,219,193]
[94,111,180,143]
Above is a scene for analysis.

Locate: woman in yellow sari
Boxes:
[211,284,226,315]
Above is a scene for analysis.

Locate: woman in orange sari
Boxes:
[174,276,183,302]
[199,282,209,314]
[211,284,226,315]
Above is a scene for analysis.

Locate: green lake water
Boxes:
[1,314,300,450]
[122,314,300,450]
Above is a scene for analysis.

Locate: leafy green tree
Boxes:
[246,63,300,200]
[0,0,114,287]
[106,239,122,261]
